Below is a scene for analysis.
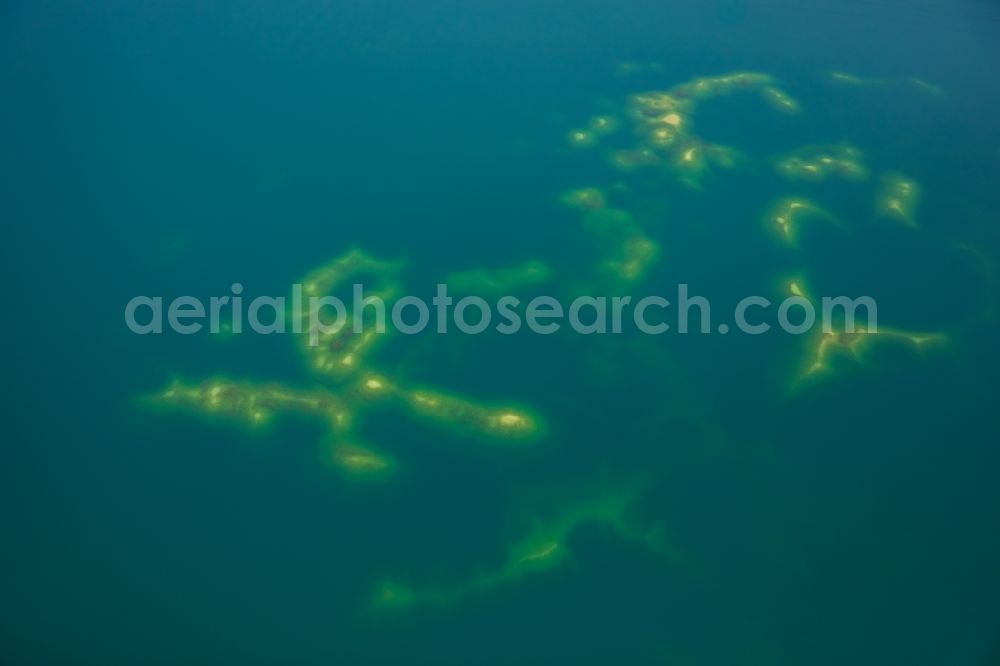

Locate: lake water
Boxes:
[2,1,1000,663]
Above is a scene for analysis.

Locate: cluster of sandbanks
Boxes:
[775,143,869,182]
[567,72,799,188]
[792,324,948,390]
[775,271,948,391]
[147,248,545,482]
[138,65,977,618]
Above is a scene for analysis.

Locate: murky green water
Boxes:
[3,1,1000,663]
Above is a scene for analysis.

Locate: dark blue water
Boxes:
[3,1,1000,664]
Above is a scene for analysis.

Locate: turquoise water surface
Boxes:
[3,1,1000,664]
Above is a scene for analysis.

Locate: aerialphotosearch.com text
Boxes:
[124,283,878,344]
